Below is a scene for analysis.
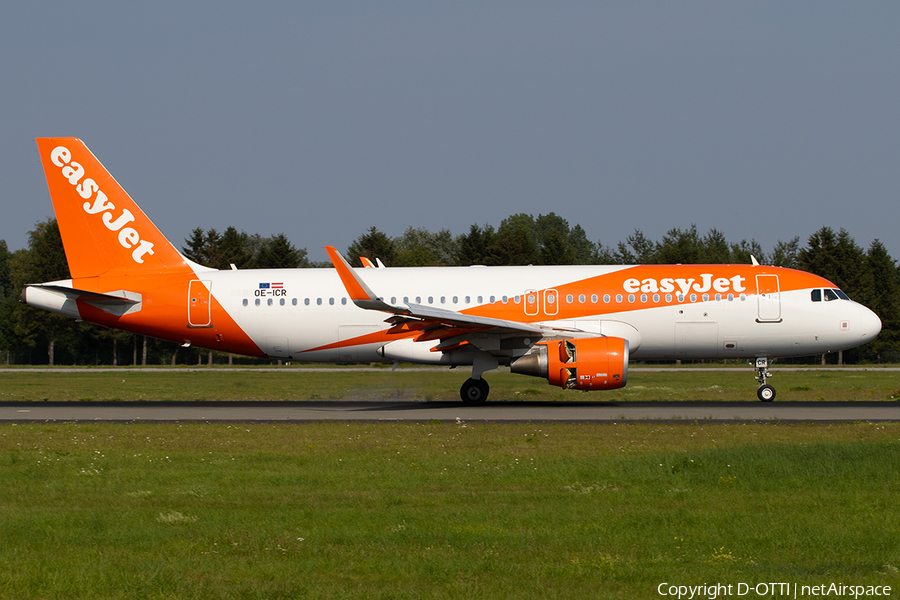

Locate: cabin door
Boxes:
[188,280,212,327]
[756,275,782,322]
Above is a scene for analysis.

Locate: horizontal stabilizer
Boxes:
[23,283,142,319]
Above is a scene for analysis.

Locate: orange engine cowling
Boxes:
[510,337,629,391]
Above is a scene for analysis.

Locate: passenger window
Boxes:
[665,294,672,302]
[329,298,334,305]
[591,294,598,303]
[579,294,586,303]
[317,298,322,305]
[342,298,347,305]
[640,294,647,303]
[514,296,520,304]
[428,296,434,304]
[616,294,623,303]
[653,294,660,303]
[811,289,822,302]
[628,294,635,303]
[477,296,483,303]
[242,299,248,307]
[280,298,285,306]
[267,298,273,306]
[292,298,298,306]
[255,298,260,306]
[304,298,310,306]
[566,295,573,303]
[604,294,610,303]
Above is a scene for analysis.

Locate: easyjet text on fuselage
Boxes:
[622,274,747,295]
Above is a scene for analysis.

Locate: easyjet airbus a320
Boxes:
[24,138,882,402]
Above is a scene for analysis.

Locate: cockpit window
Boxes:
[812,288,850,302]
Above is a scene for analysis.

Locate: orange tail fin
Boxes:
[35,138,190,279]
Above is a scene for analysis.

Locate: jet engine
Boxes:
[510,337,629,390]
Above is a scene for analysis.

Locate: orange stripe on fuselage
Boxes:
[72,273,264,357]
[461,265,833,322]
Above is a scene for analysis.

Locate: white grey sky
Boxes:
[2,2,898,263]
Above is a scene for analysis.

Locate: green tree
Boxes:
[0,240,11,302]
[568,224,597,265]
[534,213,575,265]
[729,239,766,266]
[394,227,457,266]
[492,214,539,265]
[857,240,900,362]
[8,219,75,365]
[348,227,396,267]
[657,225,703,264]
[798,227,865,297]
[615,230,657,264]
[219,226,253,268]
[701,228,732,264]
[254,233,309,269]
[182,227,208,264]
[455,224,497,266]
[770,237,801,269]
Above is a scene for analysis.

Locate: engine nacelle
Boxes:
[510,337,629,391]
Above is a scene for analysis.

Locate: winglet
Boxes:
[325,246,406,313]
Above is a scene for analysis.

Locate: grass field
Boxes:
[0,366,898,402]
[1,421,899,599]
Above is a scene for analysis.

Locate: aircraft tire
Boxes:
[460,378,489,404]
[757,384,776,402]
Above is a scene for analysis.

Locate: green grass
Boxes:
[1,422,899,599]
[0,367,897,402]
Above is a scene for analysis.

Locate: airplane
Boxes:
[23,138,882,403]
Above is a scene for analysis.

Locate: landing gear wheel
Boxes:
[460,378,490,404]
[757,384,776,402]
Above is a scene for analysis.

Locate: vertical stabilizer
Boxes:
[35,138,190,279]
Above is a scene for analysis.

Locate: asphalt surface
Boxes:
[2,400,899,423]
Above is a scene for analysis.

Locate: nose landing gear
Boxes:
[754,357,776,402]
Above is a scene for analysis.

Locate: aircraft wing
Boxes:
[325,246,541,337]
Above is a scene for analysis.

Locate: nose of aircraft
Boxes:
[857,304,882,343]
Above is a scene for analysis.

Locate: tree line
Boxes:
[1,213,897,365]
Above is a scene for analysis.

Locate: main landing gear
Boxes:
[754,357,776,402]
[460,352,497,404]
[460,378,490,404]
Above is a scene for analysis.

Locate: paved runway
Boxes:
[2,400,899,423]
